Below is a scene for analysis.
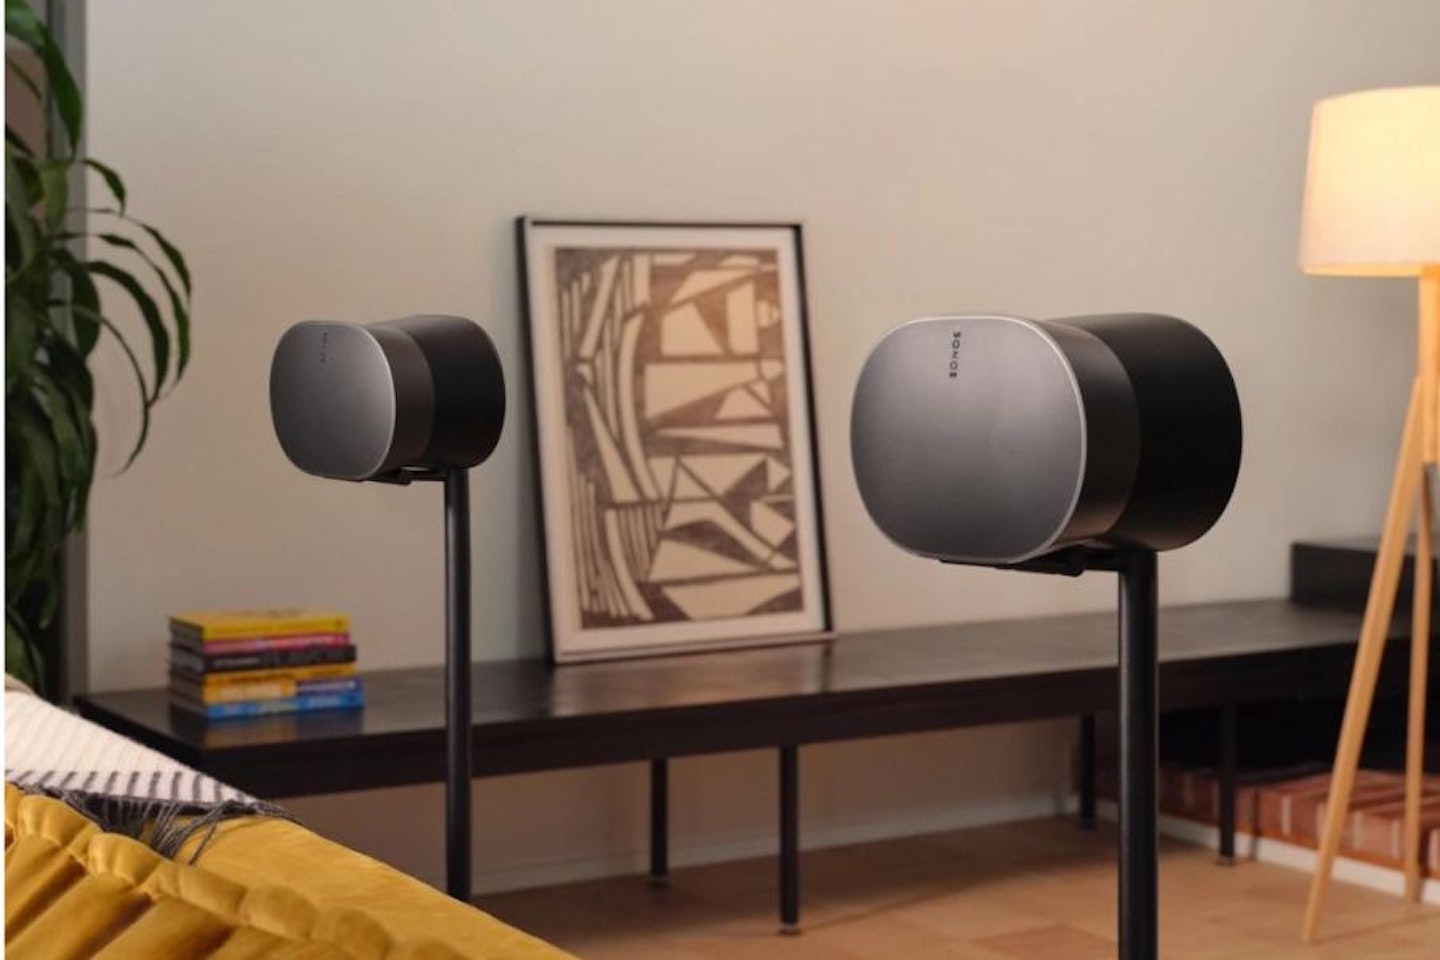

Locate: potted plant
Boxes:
[6,0,191,695]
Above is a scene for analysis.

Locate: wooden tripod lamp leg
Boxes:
[1405,473,1433,902]
[1303,379,1423,942]
[1406,273,1440,903]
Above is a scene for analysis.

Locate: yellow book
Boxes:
[175,662,357,689]
[169,608,350,642]
[173,679,291,703]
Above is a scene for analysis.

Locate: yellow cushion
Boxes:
[6,785,573,960]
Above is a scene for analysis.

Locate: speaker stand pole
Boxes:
[444,468,473,903]
[1117,549,1159,960]
[1010,546,1160,958]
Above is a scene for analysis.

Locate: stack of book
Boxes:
[168,608,364,719]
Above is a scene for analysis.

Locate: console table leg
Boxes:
[1079,713,1097,830]
[779,745,800,935]
[1217,702,1238,865]
[649,758,670,888]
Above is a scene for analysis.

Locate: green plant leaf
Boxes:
[5,0,82,154]
[4,143,39,271]
[46,376,97,528]
[87,260,169,399]
[11,329,103,552]
[38,159,67,229]
[15,401,63,518]
[81,218,194,369]
[137,222,191,298]
[5,142,42,220]
[5,609,43,690]
[14,540,60,632]
[83,158,126,213]
[50,247,102,355]
[35,374,88,527]
[43,328,95,409]
[5,124,35,157]
[72,304,153,467]
[8,422,44,563]
[75,209,193,299]
[5,56,42,109]
[5,300,40,390]
[12,406,64,582]
[91,231,190,377]
[68,209,194,296]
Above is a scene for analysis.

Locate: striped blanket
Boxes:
[4,676,285,857]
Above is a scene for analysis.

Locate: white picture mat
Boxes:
[522,221,828,660]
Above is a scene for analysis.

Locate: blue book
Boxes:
[171,687,365,719]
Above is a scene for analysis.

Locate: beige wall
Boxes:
[85,0,1439,889]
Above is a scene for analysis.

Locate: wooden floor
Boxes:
[481,818,1440,960]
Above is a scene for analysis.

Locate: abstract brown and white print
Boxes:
[553,246,803,629]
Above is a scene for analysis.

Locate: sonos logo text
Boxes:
[947,331,963,378]
[318,331,330,366]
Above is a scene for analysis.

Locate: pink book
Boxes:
[181,632,351,653]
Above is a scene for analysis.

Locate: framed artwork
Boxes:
[518,219,831,662]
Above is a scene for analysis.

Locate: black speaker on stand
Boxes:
[851,312,1242,960]
[269,314,506,902]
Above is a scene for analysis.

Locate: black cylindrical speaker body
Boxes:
[270,315,505,481]
[850,313,1240,565]
[1062,314,1242,552]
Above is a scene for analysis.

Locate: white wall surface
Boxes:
[84,0,1440,890]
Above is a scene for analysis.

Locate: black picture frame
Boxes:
[517,218,832,662]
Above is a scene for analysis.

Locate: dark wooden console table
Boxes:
[76,599,1417,931]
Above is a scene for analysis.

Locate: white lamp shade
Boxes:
[1299,86,1440,277]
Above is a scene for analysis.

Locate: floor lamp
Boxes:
[1298,86,1440,941]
